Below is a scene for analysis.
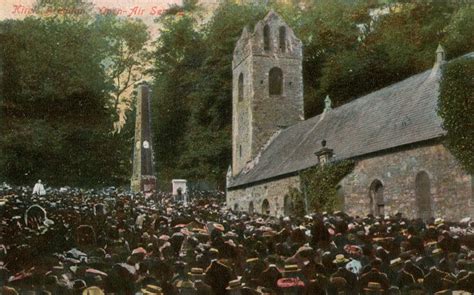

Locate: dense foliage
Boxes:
[151,0,473,189]
[438,57,474,174]
[284,160,355,216]
[0,1,147,187]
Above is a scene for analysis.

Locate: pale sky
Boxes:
[1,0,182,36]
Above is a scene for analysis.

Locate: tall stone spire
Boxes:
[131,84,157,193]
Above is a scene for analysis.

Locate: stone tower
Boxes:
[131,84,157,193]
[232,11,304,176]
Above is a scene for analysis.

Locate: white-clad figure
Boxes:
[33,180,46,196]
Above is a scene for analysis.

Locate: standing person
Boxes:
[33,180,46,196]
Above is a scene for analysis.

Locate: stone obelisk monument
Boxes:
[131,84,157,193]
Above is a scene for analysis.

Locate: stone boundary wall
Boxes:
[341,143,473,220]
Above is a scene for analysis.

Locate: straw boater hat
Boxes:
[364,282,383,292]
[141,284,163,295]
[333,254,350,265]
[226,279,243,290]
[283,264,300,273]
[82,286,105,295]
[188,267,204,278]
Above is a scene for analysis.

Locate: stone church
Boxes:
[226,11,473,220]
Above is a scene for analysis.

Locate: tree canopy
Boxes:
[0,1,148,187]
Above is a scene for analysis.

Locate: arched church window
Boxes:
[269,67,283,96]
[261,199,270,215]
[369,179,384,216]
[248,201,254,215]
[283,195,293,216]
[234,203,239,212]
[415,171,432,220]
[238,73,244,101]
[263,25,270,51]
[279,26,286,52]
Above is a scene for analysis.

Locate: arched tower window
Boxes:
[369,180,384,216]
[279,26,286,52]
[234,203,239,212]
[269,67,283,96]
[263,25,270,51]
[415,171,432,220]
[238,73,244,102]
[261,199,270,215]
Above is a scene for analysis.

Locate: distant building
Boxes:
[226,11,473,220]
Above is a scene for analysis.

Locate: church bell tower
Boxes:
[231,11,304,176]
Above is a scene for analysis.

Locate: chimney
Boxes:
[314,139,334,166]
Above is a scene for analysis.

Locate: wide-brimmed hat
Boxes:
[141,284,163,294]
[333,254,349,265]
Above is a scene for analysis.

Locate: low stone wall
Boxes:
[227,176,300,217]
[341,143,473,221]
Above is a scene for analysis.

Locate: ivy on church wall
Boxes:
[286,160,355,216]
[438,57,474,174]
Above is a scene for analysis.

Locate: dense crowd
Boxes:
[0,185,473,295]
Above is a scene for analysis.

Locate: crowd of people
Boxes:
[0,184,473,295]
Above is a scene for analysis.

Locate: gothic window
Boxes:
[369,179,384,216]
[284,195,293,216]
[415,171,432,220]
[234,203,239,212]
[269,67,283,96]
[238,73,244,102]
[261,199,270,215]
[279,26,286,52]
[248,201,254,214]
[263,25,270,51]
[239,145,242,158]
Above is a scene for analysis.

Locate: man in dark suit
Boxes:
[457,271,474,293]
[205,259,234,294]
[423,266,453,294]
[359,267,390,293]
[330,255,358,295]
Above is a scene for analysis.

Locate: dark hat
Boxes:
[73,279,87,290]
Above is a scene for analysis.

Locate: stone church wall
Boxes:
[341,143,473,221]
[227,175,300,216]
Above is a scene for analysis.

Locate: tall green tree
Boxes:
[151,14,205,188]
[0,0,145,186]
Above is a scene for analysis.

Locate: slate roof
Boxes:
[228,54,473,189]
